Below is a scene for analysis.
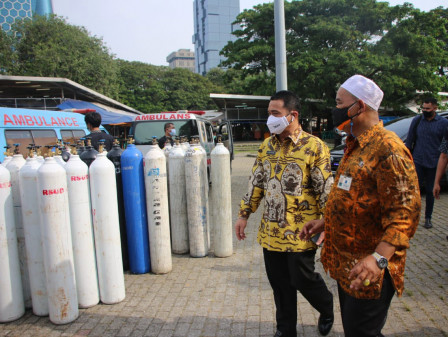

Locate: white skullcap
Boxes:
[340,74,384,111]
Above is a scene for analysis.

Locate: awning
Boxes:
[57,99,134,125]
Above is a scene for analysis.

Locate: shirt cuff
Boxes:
[381,229,410,250]
[238,209,251,219]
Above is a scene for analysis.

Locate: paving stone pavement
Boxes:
[1,153,447,337]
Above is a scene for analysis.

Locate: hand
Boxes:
[433,182,441,199]
[235,218,248,241]
[298,219,325,241]
[349,255,382,290]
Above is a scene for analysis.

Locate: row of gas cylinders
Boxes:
[0,142,125,325]
[0,136,232,325]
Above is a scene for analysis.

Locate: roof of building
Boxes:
[0,75,141,115]
[210,93,270,110]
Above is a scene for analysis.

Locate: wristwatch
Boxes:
[372,252,388,269]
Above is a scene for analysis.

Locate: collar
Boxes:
[346,121,384,150]
[272,126,302,145]
[430,113,442,121]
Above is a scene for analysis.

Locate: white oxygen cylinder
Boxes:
[196,138,210,250]
[55,155,66,167]
[144,139,172,274]
[89,148,125,304]
[65,152,100,308]
[2,156,12,167]
[180,137,190,153]
[38,156,78,324]
[0,165,25,323]
[184,141,208,257]
[19,154,49,316]
[168,141,188,254]
[6,153,30,308]
[210,139,233,257]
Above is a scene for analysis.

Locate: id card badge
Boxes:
[337,175,352,191]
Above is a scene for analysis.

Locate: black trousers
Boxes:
[338,270,395,337]
[263,248,333,337]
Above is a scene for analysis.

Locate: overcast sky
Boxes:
[52,0,447,66]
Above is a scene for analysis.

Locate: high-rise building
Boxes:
[0,0,53,32]
[166,49,195,72]
[192,0,240,75]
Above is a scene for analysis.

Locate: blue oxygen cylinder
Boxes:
[120,138,150,274]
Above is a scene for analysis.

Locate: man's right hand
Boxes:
[298,219,325,241]
[433,182,441,200]
[235,218,248,241]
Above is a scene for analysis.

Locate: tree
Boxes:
[10,15,119,98]
[117,60,226,113]
[221,0,447,113]
[0,30,15,74]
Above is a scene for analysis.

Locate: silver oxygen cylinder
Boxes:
[184,139,208,257]
[144,138,172,274]
[89,143,126,304]
[19,150,48,316]
[65,149,100,308]
[38,155,79,324]
[6,150,30,308]
[210,137,233,257]
[0,165,25,323]
[195,137,210,250]
[168,139,188,254]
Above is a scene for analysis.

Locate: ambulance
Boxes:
[129,110,234,167]
[0,107,94,162]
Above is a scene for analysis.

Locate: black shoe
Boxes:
[318,314,334,336]
[274,331,283,337]
[423,218,433,229]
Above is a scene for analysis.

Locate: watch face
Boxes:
[378,257,388,269]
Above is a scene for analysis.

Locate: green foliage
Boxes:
[0,30,15,74]
[117,61,226,113]
[221,0,448,112]
[10,15,119,98]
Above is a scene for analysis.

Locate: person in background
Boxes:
[235,90,335,337]
[432,134,448,240]
[405,98,448,229]
[158,122,175,149]
[84,111,114,151]
[300,74,421,337]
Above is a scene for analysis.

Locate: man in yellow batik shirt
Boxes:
[235,91,335,337]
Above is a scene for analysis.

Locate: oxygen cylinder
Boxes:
[60,141,71,162]
[144,138,172,274]
[184,139,208,257]
[35,146,44,164]
[210,137,233,257]
[179,136,189,153]
[89,144,125,304]
[121,138,150,274]
[38,155,78,324]
[19,149,48,316]
[6,148,30,308]
[107,139,129,271]
[77,139,86,157]
[65,150,100,308]
[80,138,98,167]
[2,145,12,167]
[195,137,210,250]
[0,165,25,323]
[168,140,189,254]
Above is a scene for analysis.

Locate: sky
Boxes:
[52,0,447,67]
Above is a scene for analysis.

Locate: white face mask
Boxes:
[169,129,176,136]
[266,114,293,134]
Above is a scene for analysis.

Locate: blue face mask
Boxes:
[169,129,176,136]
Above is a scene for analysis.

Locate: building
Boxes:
[192,0,240,75]
[166,49,195,72]
[0,0,53,32]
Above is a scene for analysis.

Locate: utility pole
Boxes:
[274,0,287,91]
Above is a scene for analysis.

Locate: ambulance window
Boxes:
[133,120,198,145]
[61,130,86,145]
[5,130,33,156]
[31,130,58,157]
[205,123,213,142]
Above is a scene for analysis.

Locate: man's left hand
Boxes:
[349,255,382,290]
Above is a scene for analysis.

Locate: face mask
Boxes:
[423,110,434,119]
[267,114,293,134]
[169,129,176,136]
[332,101,359,131]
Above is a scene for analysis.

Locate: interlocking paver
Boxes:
[1,152,447,336]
